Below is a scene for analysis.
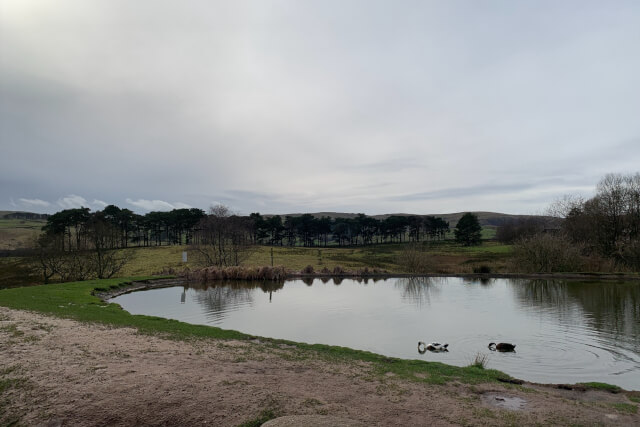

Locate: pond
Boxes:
[110,277,640,390]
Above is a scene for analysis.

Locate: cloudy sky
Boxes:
[1,1,639,216]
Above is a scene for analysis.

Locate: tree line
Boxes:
[40,206,450,251]
[249,213,449,247]
[42,205,206,251]
[34,204,452,274]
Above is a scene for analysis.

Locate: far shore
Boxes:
[97,272,640,300]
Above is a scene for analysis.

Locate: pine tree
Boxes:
[454,212,482,246]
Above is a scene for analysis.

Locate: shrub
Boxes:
[332,265,345,275]
[357,267,370,276]
[511,233,586,273]
[396,243,433,274]
[301,265,314,274]
[473,265,492,274]
[621,240,640,272]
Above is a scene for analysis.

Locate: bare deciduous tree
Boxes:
[396,243,433,273]
[189,205,255,267]
[35,213,132,282]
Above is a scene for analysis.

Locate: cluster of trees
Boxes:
[249,213,449,247]
[560,173,640,269]
[36,205,205,282]
[34,204,454,273]
[505,172,640,272]
[42,205,206,251]
[495,217,550,243]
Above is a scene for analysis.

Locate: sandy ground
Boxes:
[1,307,638,427]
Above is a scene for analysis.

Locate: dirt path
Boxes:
[1,307,638,426]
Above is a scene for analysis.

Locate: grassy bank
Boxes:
[0,278,509,385]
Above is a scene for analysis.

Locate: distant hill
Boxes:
[272,211,546,227]
[2,211,49,220]
[0,212,47,251]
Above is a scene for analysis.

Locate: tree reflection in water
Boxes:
[509,279,640,353]
[462,277,496,287]
[187,281,285,322]
[395,277,445,308]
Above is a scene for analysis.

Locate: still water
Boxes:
[110,277,640,390]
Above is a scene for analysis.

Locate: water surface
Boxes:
[111,277,640,390]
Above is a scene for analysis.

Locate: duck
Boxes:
[418,341,449,353]
[488,342,516,352]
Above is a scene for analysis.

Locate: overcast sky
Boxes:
[1,1,639,216]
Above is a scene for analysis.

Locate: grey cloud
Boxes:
[18,198,51,208]
[125,198,192,212]
[56,195,89,209]
[387,183,540,203]
[1,1,639,216]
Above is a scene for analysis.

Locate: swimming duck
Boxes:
[488,342,516,352]
[418,341,449,353]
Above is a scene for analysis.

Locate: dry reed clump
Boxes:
[154,266,194,276]
[186,265,287,282]
[301,265,315,274]
[469,352,489,369]
[319,266,331,275]
[332,265,345,275]
[356,267,370,276]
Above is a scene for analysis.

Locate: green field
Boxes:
[0,218,45,250]
[0,241,514,289]
[116,241,513,278]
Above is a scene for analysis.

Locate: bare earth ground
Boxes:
[1,307,638,427]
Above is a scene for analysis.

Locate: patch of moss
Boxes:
[611,402,637,414]
[237,409,278,427]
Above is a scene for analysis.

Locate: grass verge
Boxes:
[0,278,510,386]
[237,409,279,427]
[578,382,622,393]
